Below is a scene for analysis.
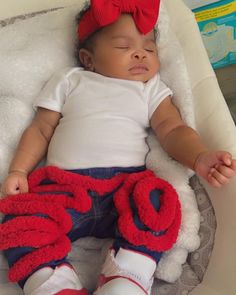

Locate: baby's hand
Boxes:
[0,171,29,198]
[194,151,236,187]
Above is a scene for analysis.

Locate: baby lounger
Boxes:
[0,0,235,294]
[166,1,236,294]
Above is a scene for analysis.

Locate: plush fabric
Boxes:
[0,1,200,285]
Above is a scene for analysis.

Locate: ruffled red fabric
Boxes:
[0,166,181,282]
[114,173,181,251]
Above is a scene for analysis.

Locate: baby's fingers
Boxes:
[18,177,28,194]
[1,183,18,197]
[208,168,230,187]
[215,164,236,178]
[231,159,236,171]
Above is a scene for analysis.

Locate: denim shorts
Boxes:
[3,166,163,287]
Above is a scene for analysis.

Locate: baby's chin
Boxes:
[125,73,156,83]
[126,75,152,83]
[92,69,157,83]
[108,72,156,83]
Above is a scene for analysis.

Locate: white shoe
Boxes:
[94,248,156,295]
[23,264,88,295]
[94,277,146,295]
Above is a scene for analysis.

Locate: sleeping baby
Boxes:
[0,1,235,295]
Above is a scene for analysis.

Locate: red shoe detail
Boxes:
[97,274,148,295]
[55,288,89,295]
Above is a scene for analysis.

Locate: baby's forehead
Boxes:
[102,28,156,42]
[110,35,156,46]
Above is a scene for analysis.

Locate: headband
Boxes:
[78,0,161,42]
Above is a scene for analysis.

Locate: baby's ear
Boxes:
[79,48,94,71]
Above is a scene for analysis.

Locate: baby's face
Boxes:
[85,14,160,82]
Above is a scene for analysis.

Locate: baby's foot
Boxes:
[55,289,88,294]
[23,264,88,295]
[94,248,156,295]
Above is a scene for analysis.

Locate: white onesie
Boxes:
[34,67,172,169]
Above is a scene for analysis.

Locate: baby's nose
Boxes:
[132,49,146,59]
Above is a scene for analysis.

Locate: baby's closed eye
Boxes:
[115,46,130,49]
[145,48,155,52]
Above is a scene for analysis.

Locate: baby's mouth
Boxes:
[129,64,148,74]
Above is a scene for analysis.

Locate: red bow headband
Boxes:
[78,0,161,42]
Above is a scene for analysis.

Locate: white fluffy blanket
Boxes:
[0,1,200,288]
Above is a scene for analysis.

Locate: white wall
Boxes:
[0,0,79,19]
[182,0,220,9]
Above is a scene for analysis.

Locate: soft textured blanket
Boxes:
[0,1,200,285]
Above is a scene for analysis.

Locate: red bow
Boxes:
[78,0,160,42]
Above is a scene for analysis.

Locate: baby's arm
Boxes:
[150,96,236,187]
[1,107,61,196]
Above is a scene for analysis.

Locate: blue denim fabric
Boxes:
[3,166,162,287]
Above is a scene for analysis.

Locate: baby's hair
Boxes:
[75,2,100,66]
[74,2,160,66]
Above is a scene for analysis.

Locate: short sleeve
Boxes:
[33,68,72,112]
[147,74,173,119]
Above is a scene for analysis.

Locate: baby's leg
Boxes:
[93,188,166,295]
[2,208,90,295]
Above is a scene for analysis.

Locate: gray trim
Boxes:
[0,7,64,28]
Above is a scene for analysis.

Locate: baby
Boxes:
[1,1,236,295]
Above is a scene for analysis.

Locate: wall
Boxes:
[215,64,236,123]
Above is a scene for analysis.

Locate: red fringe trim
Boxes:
[0,166,181,282]
[9,236,71,282]
[114,174,181,251]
